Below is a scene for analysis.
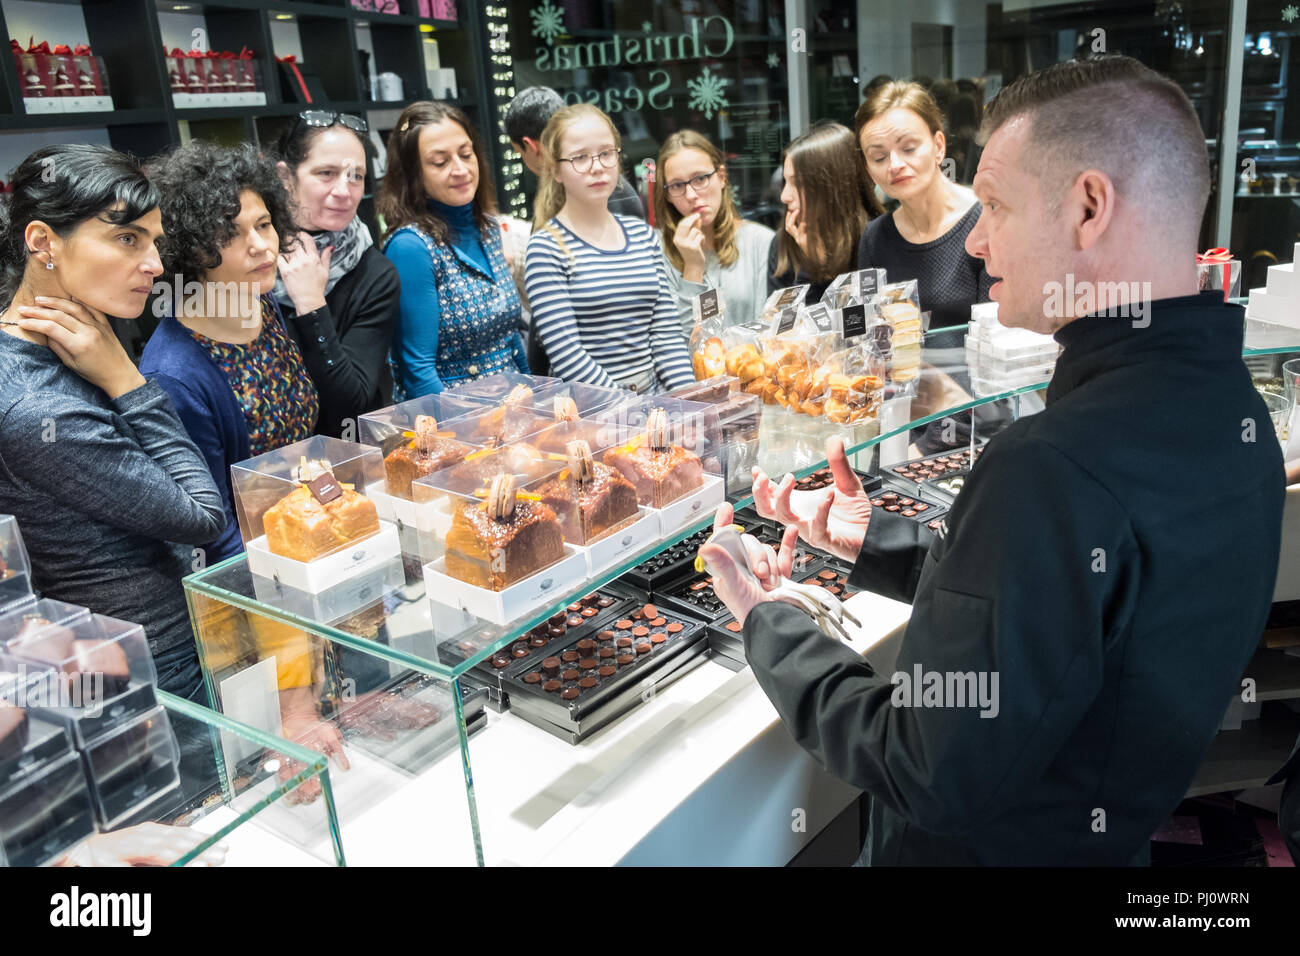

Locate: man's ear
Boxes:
[1073,168,1115,251]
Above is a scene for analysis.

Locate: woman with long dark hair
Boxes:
[377,101,528,398]
[769,122,883,302]
[0,144,225,700]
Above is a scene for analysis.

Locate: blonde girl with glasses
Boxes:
[655,131,774,334]
[524,104,693,393]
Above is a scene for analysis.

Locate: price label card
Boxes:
[306,473,343,505]
[842,303,868,340]
[693,288,722,324]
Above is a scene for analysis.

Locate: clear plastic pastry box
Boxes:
[78,704,180,829]
[592,398,725,534]
[0,686,95,865]
[527,383,631,422]
[0,612,157,747]
[0,599,93,650]
[416,449,588,626]
[444,372,565,407]
[233,436,401,594]
[520,434,661,576]
[0,516,33,611]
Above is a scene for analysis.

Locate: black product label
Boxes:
[805,303,834,332]
[855,269,881,298]
[775,286,804,308]
[842,303,868,340]
[306,473,343,505]
[775,307,798,335]
[696,289,720,321]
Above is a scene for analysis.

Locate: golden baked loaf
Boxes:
[264,483,380,562]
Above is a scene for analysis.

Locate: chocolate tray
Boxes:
[618,527,714,592]
[870,483,948,526]
[919,472,968,505]
[884,446,983,486]
[446,588,637,695]
[787,466,884,496]
[705,616,747,672]
[507,645,709,745]
[796,567,860,603]
[501,601,708,738]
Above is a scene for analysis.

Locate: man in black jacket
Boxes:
[701,56,1285,865]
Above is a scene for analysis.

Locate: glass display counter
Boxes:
[183,321,1300,865]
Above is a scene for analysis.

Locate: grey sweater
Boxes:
[664,220,776,336]
[0,330,226,654]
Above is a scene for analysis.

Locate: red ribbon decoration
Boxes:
[10,39,22,54]
[52,44,72,55]
[1196,247,1235,302]
[73,44,92,56]
[277,54,311,104]
[238,46,255,60]
[27,38,52,55]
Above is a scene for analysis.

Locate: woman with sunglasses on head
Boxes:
[656,130,774,333]
[0,144,225,701]
[769,122,883,302]
[377,101,528,398]
[274,111,400,438]
[525,104,693,392]
[140,142,318,564]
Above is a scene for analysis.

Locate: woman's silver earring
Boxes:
[45,259,54,270]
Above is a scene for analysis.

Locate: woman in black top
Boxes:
[0,145,225,700]
[855,81,992,330]
[768,122,882,302]
[274,111,401,438]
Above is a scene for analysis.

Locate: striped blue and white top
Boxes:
[524,215,694,392]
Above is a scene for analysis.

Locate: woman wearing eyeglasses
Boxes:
[656,131,774,334]
[524,104,693,393]
[377,101,528,398]
[273,111,400,437]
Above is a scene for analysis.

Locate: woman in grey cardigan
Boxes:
[655,130,775,334]
[0,144,225,702]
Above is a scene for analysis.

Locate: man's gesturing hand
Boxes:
[750,435,872,564]
[698,502,800,625]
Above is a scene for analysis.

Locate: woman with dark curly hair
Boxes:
[140,141,319,563]
[273,111,400,437]
[0,144,225,701]
[377,101,528,398]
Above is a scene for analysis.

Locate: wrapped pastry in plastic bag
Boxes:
[820,268,887,310]
[823,342,886,425]
[690,315,727,381]
[759,284,809,327]
[721,323,767,395]
[869,279,922,384]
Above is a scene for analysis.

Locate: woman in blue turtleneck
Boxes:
[378,102,528,399]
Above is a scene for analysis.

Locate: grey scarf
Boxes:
[272,215,373,308]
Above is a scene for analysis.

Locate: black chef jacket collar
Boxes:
[1047,291,1243,403]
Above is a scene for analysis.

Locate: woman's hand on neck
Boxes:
[2,273,63,346]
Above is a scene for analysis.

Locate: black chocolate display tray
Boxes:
[473,587,644,691]
[618,527,715,592]
[883,445,984,485]
[872,480,948,525]
[506,643,710,744]
[501,606,706,730]
[918,472,968,506]
[654,547,828,624]
[705,617,748,672]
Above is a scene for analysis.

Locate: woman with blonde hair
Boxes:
[656,131,774,333]
[769,121,882,302]
[524,104,693,392]
[855,80,991,329]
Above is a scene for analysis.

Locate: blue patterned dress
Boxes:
[384,199,528,399]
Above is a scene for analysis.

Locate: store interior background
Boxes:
[2,0,1297,297]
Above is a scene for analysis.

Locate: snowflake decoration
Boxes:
[766,52,781,69]
[643,21,653,32]
[1284,4,1298,23]
[530,0,565,45]
[687,67,729,119]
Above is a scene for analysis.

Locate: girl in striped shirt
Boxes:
[524,104,693,393]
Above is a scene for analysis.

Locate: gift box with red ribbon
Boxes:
[277,54,327,104]
[232,48,265,104]
[1196,248,1242,303]
[55,43,112,111]
[14,39,63,114]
